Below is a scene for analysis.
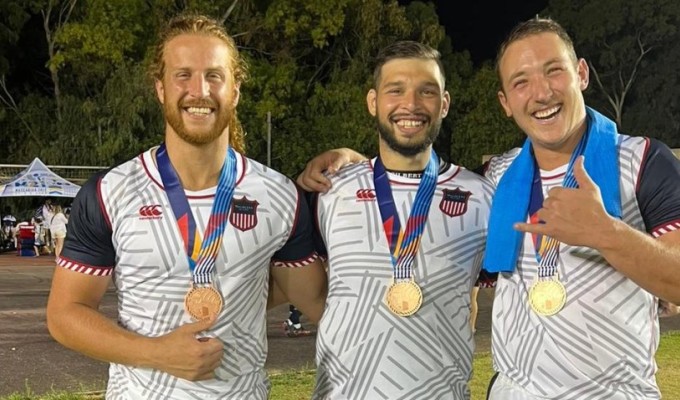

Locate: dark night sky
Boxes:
[408,0,550,64]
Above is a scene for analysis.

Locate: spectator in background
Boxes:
[1,207,17,250]
[282,305,312,337]
[32,216,44,257]
[40,199,54,254]
[50,204,69,260]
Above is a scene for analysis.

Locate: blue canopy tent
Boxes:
[0,158,80,198]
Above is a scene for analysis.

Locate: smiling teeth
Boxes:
[187,107,211,115]
[397,120,424,127]
[534,106,560,119]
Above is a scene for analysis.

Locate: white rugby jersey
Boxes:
[58,147,317,400]
[485,135,680,399]
[313,157,494,400]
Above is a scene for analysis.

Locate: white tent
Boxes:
[0,158,81,197]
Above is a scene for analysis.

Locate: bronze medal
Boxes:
[385,280,423,317]
[529,278,566,316]
[184,285,223,320]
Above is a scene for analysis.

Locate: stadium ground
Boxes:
[0,252,676,396]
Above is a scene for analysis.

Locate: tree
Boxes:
[42,0,77,121]
[546,0,680,145]
[452,63,523,169]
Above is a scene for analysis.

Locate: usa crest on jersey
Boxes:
[439,188,471,217]
[229,196,259,231]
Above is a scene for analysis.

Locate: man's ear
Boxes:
[577,58,589,91]
[366,89,377,117]
[498,90,512,118]
[441,91,451,118]
[155,80,165,105]
[232,83,241,108]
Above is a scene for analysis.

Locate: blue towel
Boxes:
[483,107,622,273]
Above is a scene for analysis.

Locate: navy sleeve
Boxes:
[59,171,116,271]
[473,161,488,177]
[637,138,680,234]
[308,191,328,259]
[271,186,318,266]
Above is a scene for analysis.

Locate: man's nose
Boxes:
[188,75,210,98]
[400,89,420,111]
[531,77,553,102]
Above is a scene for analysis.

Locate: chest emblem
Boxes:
[355,189,376,201]
[229,196,259,231]
[439,188,471,217]
[139,204,163,220]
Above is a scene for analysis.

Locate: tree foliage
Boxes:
[546,0,680,146]
[452,63,523,169]
[1,0,677,179]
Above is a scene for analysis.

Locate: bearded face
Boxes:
[156,34,241,146]
[163,96,234,146]
[376,111,442,157]
[367,58,449,158]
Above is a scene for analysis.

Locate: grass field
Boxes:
[4,332,679,400]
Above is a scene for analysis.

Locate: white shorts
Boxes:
[52,230,66,239]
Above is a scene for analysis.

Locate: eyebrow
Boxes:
[380,80,441,90]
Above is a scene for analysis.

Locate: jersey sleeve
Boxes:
[637,139,680,237]
[271,186,319,267]
[308,191,328,259]
[57,171,116,275]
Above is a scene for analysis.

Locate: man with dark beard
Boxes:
[45,14,327,400]
[310,41,494,399]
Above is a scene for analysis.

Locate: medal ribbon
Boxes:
[156,143,237,285]
[528,132,588,278]
[374,149,438,280]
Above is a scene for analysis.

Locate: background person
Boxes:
[50,204,68,260]
[31,216,44,257]
[40,199,54,255]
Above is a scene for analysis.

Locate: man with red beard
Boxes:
[310,41,494,399]
[46,14,327,400]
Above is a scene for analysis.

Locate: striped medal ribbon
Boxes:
[156,143,237,320]
[528,132,588,316]
[374,149,438,317]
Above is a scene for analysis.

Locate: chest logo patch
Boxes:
[139,205,163,220]
[356,189,376,201]
[439,188,471,217]
[230,196,259,231]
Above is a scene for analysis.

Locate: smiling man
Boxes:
[483,17,680,399]
[46,14,327,400]
[311,41,494,400]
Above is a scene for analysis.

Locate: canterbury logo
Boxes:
[356,189,376,201]
[139,205,163,219]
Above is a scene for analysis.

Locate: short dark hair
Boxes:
[495,17,578,84]
[372,41,446,89]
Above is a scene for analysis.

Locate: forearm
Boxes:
[47,302,157,369]
[597,220,680,303]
